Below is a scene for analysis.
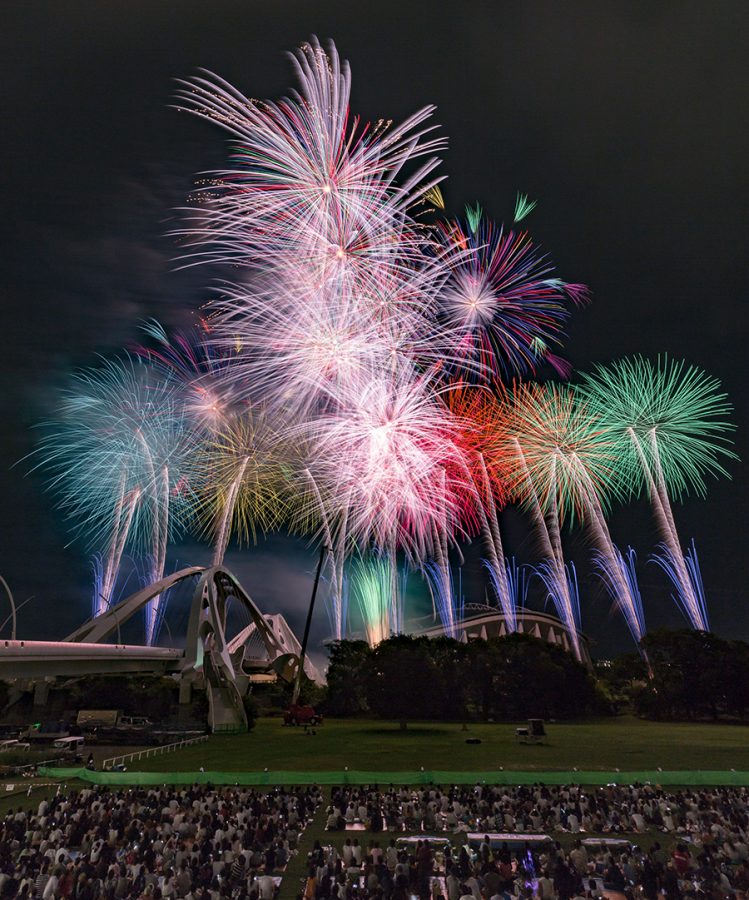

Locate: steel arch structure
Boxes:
[0,566,302,732]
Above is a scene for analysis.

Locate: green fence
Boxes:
[37,767,749,786]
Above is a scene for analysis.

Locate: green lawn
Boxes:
[130,716,749,773]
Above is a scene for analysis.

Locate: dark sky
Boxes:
[1,1,747,665]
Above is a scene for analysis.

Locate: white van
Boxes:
[52,736,85,757]
[0,739,30,752]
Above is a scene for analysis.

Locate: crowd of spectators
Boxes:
[3,781,749,900]
[325,785,749,838]
[0,783,321,899]
[305,831,749,900]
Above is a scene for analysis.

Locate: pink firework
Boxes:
[174,37,446,298]
[210,273,449,418]
[298,370,470,559]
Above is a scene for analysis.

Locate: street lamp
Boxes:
[0,576,17,641]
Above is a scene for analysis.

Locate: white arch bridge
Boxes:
[0,566,322,733]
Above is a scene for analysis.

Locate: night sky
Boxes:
[1,2,747,666]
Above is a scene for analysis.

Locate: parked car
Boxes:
[0,740,30,752]
[283,705,322,726]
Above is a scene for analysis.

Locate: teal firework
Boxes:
[31,357,194,640]
[577,356,736,500]
[578,356,736,632]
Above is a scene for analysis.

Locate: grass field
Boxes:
[128,716,749,773]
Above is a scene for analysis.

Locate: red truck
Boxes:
[283,704,323,726]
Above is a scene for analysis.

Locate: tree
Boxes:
[636,629,727,719]
[465,634,601,720]
[324,640,371,716]
[364,635,443,729]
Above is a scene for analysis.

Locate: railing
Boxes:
[6,756,67,776]
[102,734,209,770]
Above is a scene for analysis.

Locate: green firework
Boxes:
[577,356,736,501]
[351,556,393,647]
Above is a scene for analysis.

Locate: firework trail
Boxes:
[535,558,582,656]
[651,538,709,629]
[31,358,192,642]
[447,384,517,631]
[579,357,736,631]
[490,383,644,659]
[593,545,646,650]
[351,555,396,646]
[300,468,350,641]
[423,557,464,639]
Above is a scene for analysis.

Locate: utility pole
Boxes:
[291,544,330,706]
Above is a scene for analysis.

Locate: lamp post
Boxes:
[0,576,16,641]
[0,595,34,638]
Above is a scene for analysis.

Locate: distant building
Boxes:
[411,608,593,670]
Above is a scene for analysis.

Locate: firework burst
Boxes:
[438,215,589,380]
[446,384,518,631]
[579,356,736,630]
[189,411,289,566]
[487,383,642,658]
[137,318,240,434]
[31,358,192,642]
[174,37,446,295]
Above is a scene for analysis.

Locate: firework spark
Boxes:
[513,192,537,223]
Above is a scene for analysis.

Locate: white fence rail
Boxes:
[102,734,209,770]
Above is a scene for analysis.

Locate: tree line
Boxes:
[599,629,749,721]
[319,628,749,726]
[323,633,604,727]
